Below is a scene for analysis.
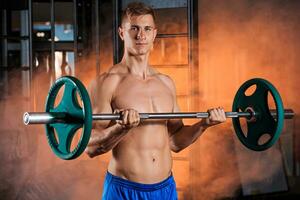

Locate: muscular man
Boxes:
[85,2,226,199]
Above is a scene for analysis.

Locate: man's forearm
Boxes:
[170,119,209,153]
[86,123,128,157]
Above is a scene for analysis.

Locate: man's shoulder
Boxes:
[155,72,176,90]
[89,65,124,93]
[156,73,172,82]
[98,64,125,84]
[107,63,128,75]
[149,67,171,82]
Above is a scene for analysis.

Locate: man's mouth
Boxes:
[136,43,147,45]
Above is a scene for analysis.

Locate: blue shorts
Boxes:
[102,171,178,200]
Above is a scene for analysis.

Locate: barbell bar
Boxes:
[23,109,294,125]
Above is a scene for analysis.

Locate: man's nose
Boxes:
[137,29,146,40]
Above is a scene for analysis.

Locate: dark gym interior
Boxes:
[1,0,300,199]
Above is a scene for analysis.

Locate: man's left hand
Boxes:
[204,107,227,127]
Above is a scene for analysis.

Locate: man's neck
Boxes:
[121,53,151,80]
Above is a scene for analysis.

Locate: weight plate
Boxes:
[45,76,92,160]
[232,78,284,151]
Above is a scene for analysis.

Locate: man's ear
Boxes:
[118,27,124,41]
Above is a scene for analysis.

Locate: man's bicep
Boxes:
[88,78,98,110]
[93,99,113,129]
[88,75,113,128]
[167,99,184,135]
[167,79,184,135]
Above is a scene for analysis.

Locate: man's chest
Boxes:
[112,76,174,113]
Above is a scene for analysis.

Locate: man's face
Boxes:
[119,14,157,56]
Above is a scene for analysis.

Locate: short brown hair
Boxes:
[121,2,156,24]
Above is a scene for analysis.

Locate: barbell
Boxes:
[23,76,294,160]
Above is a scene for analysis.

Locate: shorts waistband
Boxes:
[105,171,175,191]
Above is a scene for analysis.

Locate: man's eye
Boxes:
[131,27,138,31]
[145,27,153,31]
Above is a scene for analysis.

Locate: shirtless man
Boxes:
[85,2,226,199]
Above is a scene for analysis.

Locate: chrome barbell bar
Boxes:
[23,109,294,125]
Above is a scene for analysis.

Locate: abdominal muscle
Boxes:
[107,121,173,184]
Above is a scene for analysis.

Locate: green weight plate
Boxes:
[45,76,92,160]
[232,78,284,151]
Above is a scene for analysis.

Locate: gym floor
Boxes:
[1,0,300,199]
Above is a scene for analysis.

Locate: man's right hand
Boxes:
[114,108,141,129]
[85,108,140,158]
